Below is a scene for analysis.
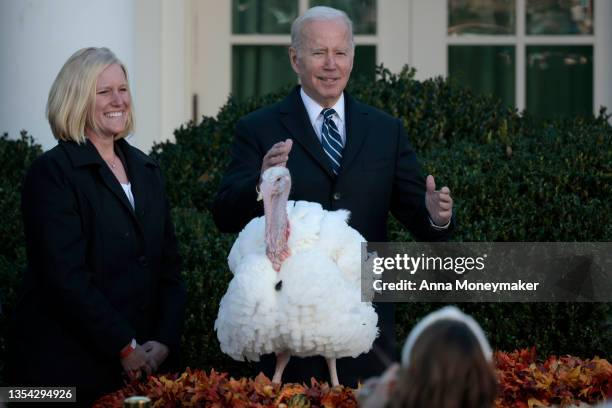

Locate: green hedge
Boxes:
[0,132,42,384]
[1,67,610,384]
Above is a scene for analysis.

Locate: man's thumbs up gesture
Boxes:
[425,175,453,227]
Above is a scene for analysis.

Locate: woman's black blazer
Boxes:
[8,138,186,399]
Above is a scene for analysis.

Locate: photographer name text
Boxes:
[373,279,540,292]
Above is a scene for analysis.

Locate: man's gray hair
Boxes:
[290,6,354,54]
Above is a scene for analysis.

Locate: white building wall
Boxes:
[191,0,232,118]
[594,0,612,114]
[0,0,191,152]
[133,0,191,152]
[2,0,609,152]
[0,0,135,150]
[410,0,446,80]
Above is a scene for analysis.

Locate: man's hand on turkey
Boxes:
[261,139,293,175]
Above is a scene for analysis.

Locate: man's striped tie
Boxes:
[320,108,343,175]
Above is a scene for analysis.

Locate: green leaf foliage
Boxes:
[0,132,42,385]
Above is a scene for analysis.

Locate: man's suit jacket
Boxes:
[212,86,453,386]
[8,138,186,403]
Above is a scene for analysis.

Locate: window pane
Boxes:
[526,0,593,35]
[448,0,515,35]
[232,0,298,34]
[352,45,377,81]
[448,46,515,107]
[232,46,296,101]
[232,45,375,101]
[309,0,376,34]
[526,46,593,118]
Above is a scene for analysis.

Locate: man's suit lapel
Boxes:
[279,87,335,178]
[340,92,369,174]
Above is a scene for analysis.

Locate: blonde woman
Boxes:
[8,47,186,404]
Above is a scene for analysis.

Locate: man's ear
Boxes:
[288,47,300,74]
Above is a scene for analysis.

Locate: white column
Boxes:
[133,0,161,152]
[410,0,447,80]
[594,0,612,117]
[160,0,191,146]
[0,0,135,150]
[191,0,232,118]
[378,0,411,74]
[133,0,191,152]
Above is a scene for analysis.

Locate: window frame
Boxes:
[229,0,379,100]
[190,0,611,119]
[446,0,597,113]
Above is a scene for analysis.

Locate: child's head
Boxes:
[391,306,497,408]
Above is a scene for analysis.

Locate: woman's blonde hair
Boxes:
[47,47,134,144]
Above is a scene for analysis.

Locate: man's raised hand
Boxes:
[425,175,453,227]
[261,139,293,174]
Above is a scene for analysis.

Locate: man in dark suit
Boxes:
[212,6,454,387]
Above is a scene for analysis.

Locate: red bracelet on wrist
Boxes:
[120,338,137,359]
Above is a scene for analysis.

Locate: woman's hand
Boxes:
[142,340,169,373]
[120,343,150,381]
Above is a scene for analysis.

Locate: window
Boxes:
[449,45,515,108]
[310,0,377,34]
[230,0,378,101]
[232,0,299,34]
[447,0,595,118]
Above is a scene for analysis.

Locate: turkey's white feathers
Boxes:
[215,201,378,362]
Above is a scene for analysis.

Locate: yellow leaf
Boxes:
[528,397,549,408]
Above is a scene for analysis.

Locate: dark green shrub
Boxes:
[0,132,41,264]
[349,66,524,152]
[395,302,612,363]
[0,132,42,385]
[170,207,254,377]
[420,118,611,242]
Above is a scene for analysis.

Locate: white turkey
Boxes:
[214,166,378,386]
